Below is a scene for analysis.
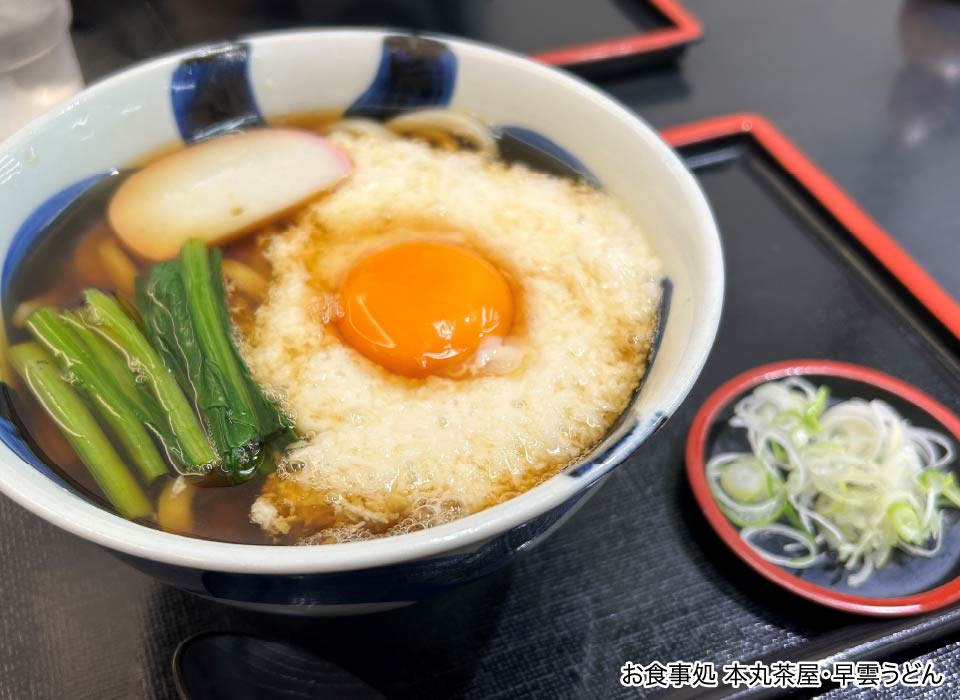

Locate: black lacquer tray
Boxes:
[72,0,701,80]
[653,114,960,698]
[5,107,960,699]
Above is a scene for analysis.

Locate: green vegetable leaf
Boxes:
[8,342,152,519]
[84,289,217,474]
[26,308,169,484]
[136,239,295,484]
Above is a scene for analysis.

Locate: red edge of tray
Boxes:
[660,113,960,340]
[668,113,960,616]
[533,0,703,67]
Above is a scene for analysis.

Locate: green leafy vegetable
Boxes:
[9,238,294,503]
[60,311,159,427]
[137,239,293,483]
[84,289,217,474]
[25,308,168,484]
[204,243,293,440]
[135,262,201,414]
[8,342,152,519]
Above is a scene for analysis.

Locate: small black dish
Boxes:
[687,359,960,616]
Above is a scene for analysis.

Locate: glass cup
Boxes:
[0,0,84,141]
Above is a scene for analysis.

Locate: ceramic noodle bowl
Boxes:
[0,30,722,614]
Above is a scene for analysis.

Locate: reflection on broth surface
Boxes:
[3,109,663,545]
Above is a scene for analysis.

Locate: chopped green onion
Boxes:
[719,458,768,504]
[707,454,785,528]
[714,377,958,586]
[887,501,923,544]
[801,386,829,433]
[770,440,788,464]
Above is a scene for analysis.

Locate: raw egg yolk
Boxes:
[336,241,514,377]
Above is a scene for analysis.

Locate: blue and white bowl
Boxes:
[0,30,722,614]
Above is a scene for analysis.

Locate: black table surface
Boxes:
[4,0,960,698]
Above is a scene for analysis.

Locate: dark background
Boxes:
[2,0,960,698]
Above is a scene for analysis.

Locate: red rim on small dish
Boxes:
[686,359,960,616]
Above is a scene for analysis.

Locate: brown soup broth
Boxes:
[2,209,289,544]
[1,113,352,545]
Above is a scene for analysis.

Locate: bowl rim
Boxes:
[0,28,723,574]
[686,358,960,616]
